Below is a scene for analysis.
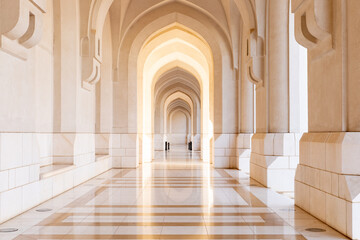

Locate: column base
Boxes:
[111,133,138,168]
[53,133,95,166]
[214,134,237,168]
[153,134,165,151]
[95,133,112,155]
[250,133,300,192]
[236,134,252,173]
[0,132,111,224]
[295,132,360,239]
[192,134,201,151]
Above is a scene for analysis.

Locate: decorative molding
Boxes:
[82,56,101,91]
[80,0,113,91]
[0,0,46,60]
[292,0,333,55]
[246,31,264,89]
[81,31,102,91]
[247,58,263,89]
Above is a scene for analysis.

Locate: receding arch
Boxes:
[115,11,228,135]
[154,68,201,136]
[136,23,214,163]
[163,91,194,136]
[168,108,191,135]
[109,0,257,165]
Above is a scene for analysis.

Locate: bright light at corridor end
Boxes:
[137,24,214,163]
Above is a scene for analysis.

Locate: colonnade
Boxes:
[0,0,360,238]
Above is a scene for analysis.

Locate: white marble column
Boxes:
[292,0,360,238]
[268,0,289,133]
[52,0,96,167]
[250,0,300,192]
[236,22,254,173]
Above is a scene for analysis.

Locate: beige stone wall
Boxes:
[0,0,259,182]
[0,1,53,133]
[291,0,360,238]
[248,0,307,192]
[0,0,114,224]
[1,1,359,238]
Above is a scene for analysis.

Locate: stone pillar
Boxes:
[236,21,254,173]
[268,1,289,134]
[111,133,138,168]
[250,0,300,192]
[292,0,360,238]
[214,134,237,168]
[52,0,96,167]
[213,37,237,169]
[236,133,252,172]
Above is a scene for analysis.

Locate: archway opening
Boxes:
[164,92,193,149]
[137,24,214,163]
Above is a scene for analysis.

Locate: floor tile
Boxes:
[0,151,350,240]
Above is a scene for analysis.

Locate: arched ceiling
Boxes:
[120,0,231,48]
[109,0,257,52]
[168,107,191,134]
[167,99,192,115]
[153,68,201,135]
[95,0,259,162]
[154,67,200,123]
[108,0,257,78]
[82,0,258,90]
[137,22,212,136]
[154,67,200,100]
[163,91,194,134]
[164,92,193,117]
[139,25,212,93]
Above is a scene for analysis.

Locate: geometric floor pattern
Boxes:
[0,151,349,239]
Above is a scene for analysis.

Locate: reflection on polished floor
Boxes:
[154,144,201,161]
[0,151,349,239]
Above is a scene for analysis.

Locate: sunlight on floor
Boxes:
[0,149,349,240]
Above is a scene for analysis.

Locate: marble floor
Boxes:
[154,145,201,160]
[0,151,349,239]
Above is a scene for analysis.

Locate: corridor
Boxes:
[0,157,348,240]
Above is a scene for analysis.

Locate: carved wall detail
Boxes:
[80,0,113,91]
[247,58,263,89]
[246,32,264,89]
[292,0,333,55]
[0,0,46,60]
[81,33,101,91]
